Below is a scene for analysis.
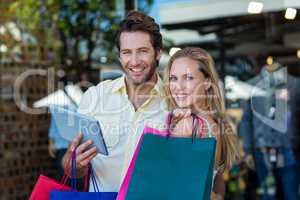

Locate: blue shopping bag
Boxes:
[50,150,117,200]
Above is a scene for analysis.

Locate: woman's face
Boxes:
[169,57,209,109]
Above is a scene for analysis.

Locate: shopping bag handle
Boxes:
[167,112,209,141]
[191,114,201,142]
[69,148,101,192]
[60,148,93,192]
[89,164,100,192]
[71,149,77,190]
[192,115,213,138]
[60,150,73,185]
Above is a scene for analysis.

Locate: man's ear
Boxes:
[156,49,163,60]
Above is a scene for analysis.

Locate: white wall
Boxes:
[159,0,300,25]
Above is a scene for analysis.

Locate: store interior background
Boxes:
[0,0,299,199]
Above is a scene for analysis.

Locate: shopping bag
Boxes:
[117,112,184,199]
[118,112,216,200]
[29,151,74,200]
[116,126,168,200]
[28,175,72,200]
[50,149,118,200]
[50,192,117,200]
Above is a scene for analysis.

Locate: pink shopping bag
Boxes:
[116,126,168,200]
[29,156,74,200]
[28,174,72,200]
[29,150,83,200]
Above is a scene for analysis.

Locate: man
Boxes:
[239,63,300,200]
[62,10,168,192]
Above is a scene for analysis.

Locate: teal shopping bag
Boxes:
[125,131,216,200]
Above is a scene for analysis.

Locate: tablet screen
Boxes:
[49,105,108,155]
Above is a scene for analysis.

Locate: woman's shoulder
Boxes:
[196,114,219,138]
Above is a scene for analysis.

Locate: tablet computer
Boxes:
[49,105,108,155]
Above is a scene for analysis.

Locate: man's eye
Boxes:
[140,49,148,53]
[122,51,130,55]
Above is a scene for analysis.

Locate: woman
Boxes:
[164,47,241,199]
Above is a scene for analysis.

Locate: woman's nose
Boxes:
[174,80,186,91]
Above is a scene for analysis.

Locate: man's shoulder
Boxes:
[88,77,124,95]
[78,77,124,114]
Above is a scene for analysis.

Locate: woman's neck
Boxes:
[191,101,210,116]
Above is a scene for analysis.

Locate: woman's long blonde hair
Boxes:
[164,47,241,169]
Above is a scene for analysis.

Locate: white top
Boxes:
[77,75,168,192]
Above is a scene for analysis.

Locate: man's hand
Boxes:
[62,133,97,177]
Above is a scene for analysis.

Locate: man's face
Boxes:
[119,31,161,85]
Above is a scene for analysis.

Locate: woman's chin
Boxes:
[175,102,192,109]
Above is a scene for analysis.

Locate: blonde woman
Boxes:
[164,47,241,199]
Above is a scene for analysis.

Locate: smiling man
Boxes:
[62,11,168,192]
[119,31,157,84]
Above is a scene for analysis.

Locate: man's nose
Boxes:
[129,53,140,66]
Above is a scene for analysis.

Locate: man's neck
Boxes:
[126,74,158,110]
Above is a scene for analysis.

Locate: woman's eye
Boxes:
[169,76,177,81]
[186,76,194,80]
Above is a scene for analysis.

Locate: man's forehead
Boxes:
[119,31,152,50]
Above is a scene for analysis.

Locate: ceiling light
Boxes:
[285,8,297,20]
[248,2,264,14]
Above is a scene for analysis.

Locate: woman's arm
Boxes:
[211,173,225,200]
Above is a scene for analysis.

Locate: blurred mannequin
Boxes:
[239,62,300,200]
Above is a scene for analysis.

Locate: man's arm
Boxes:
[61,86,99,177]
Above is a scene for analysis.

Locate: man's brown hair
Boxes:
[116,10,162,52]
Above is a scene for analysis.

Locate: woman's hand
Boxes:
[173,108,192,118]
[211,192,223,200]
[171,108,193,137]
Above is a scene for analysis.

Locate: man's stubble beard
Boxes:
[126,59,158,86]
